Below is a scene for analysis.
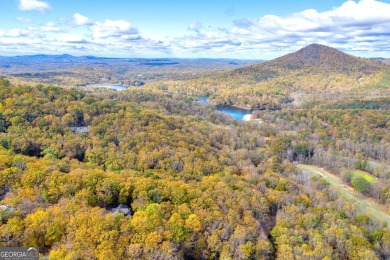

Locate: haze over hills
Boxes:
[380,58,390,64]
[0,54,257,87]
[0,54,257,72]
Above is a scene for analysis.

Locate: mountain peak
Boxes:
[232,43,386,84]
[266,43,384,72]
[276,43,349,65]
[292,43,344,62]
[300,43,332,50]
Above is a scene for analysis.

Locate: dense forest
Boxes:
[148,44,390,110]
[0,77,389,259]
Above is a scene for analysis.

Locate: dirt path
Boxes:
[297,164,390,228]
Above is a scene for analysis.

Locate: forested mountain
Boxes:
[0,77,389,259]
[245,43,383,74]
[150,44,390,109]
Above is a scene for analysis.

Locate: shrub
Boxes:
[352,177,370,194]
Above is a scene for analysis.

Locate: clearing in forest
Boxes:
[349,169,378,183]
[297,164,390,228]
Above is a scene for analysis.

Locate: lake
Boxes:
[86,84,128,91]
[197,96,252,120]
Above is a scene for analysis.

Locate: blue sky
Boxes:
[1,0,390,58]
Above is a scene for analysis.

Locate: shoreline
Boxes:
[243,114,252,121]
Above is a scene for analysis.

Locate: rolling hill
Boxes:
[0,54,257,87]
[1,77,389,259]
[0,47,389,258]
[152,44,390,109]
[235,43,384,77]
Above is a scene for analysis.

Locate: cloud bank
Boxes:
[3,0,390,58]
[179,0,390,57]
[90,20,139,39]
[18,0,50,11]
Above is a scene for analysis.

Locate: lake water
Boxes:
[197,96,252,120]
[197,96,209,104]
[86,84,128,91]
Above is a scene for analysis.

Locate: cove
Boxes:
[86,84,128,91]
[197,96,252,120]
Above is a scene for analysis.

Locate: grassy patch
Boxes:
[350,170,378,183]
[297,164,390,228]
[365,71,390,90]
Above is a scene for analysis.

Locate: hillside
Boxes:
[373,58,390,64]
[0,79,389,259]
[236,43,384,77]
[150,44,390,109]
[297,164,390,227]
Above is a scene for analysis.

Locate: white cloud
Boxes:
[0,28,43,54]
[40,22,61,32]
[58,33,87,43]
[188,22,203,32]
[0,39,27,45]
[176,0,390,58]
[0,16,159,57]
[73,13,91,26]
[3,0,390,58]
[16,17,32,23]
[243,0,390,35]
[18,0,50,11]
[90,19,139,38]
[8,28,30,37]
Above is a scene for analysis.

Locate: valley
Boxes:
[197,96,252,120]
[0,44,389,259]
[147,44,390,111]
[0,56,257,88]
[3,0,390,258]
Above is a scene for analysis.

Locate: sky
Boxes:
[1,0,390,59]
